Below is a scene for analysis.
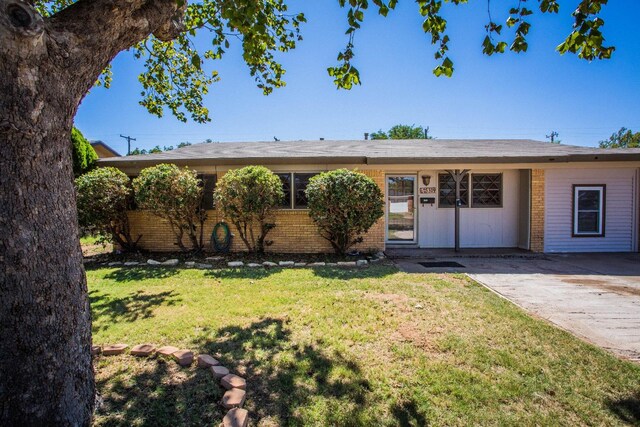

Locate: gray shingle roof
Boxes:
[98,139,640,167]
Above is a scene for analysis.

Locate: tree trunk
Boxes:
[0,0,184,423]
[0,60,94,427]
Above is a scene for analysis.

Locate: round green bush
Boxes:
[214,166,284,253]
[306,169,384,254]
[133,164,205,251]
[75,167,138,251]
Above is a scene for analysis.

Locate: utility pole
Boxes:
[546,131,559,143]
[119,134,137,155]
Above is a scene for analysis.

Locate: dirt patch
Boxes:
[393,322,439,351]
[562,278,640,297]
[82,242,112,257]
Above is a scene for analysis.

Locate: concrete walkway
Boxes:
[394,253,640,361]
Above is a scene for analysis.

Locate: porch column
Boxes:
[530,169,545,252]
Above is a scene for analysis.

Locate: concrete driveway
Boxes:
[394,253,640,361]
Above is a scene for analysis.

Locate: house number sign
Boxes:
[419,187,436,194]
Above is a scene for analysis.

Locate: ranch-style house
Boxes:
[99,139,640,254]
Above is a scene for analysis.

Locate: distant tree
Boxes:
[306,169,384,255]
[71,127,98,176]
[129,141,204,155]
[129,146,164,155]
[599,127,640,149]
[214,166,283,253]
[75,167,139,251]
[133,164,205,251]
[370,124,432,140]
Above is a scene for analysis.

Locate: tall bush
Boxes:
[306,169,384,255]
[71,127,98,177]
[214,166,283,253]
[132,164,205,251]
[75,167,139,251]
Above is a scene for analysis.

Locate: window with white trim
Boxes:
[573,185,605,237]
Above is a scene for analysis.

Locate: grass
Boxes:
[88,265,640,426]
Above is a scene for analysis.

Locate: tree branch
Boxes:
[45,0,185,99]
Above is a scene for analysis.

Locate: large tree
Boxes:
[0,0,615,423]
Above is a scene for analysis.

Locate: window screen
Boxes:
[438,173,469,208]
[277,173,292,209]
[294,173,315,208]
[471,174,502,207]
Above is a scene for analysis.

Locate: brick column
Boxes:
[530,169,545,252]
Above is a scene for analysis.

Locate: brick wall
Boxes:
[127,169,386,254]
[530,169,545,252]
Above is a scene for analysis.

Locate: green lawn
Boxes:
[88,265,640,426]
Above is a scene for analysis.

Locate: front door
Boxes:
[386,175,417,243]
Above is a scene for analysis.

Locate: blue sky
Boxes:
[75,1,640,154]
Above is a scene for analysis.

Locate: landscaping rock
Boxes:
[279,261,295,267]
[197,354,220,368]
[221,374,246,390]
[223,408,249,427]
[184,261,196,267]
[308,262,326,267]
[157,345,180,356]
[294,262,307,267]
[337,261,357,267]
[108,261,122,266]
[196,263,213,269]
[369,258,381,263]
[102,344,128,356]
[91,345,102,356]
[131,344,156,356]
[262,261,278,267]
[172,349,194,366]
[147,259,162,265]
[123,261,139,266]
[356,259,368,267]
[211,365,230,379]
[161,259,179,266]
[247,263,262,268]
[221,388,246,409]
[375,251,385,259]
[206,256,224,262]
[228,261,244,267]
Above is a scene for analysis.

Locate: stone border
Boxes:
[98,252,386,269]
[93,344,249,427]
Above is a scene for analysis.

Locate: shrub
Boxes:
[71,127,98,177]
[306,169,384,255]
[75,167,139,251]
[132,164,205,251]
[214,166,283,253]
